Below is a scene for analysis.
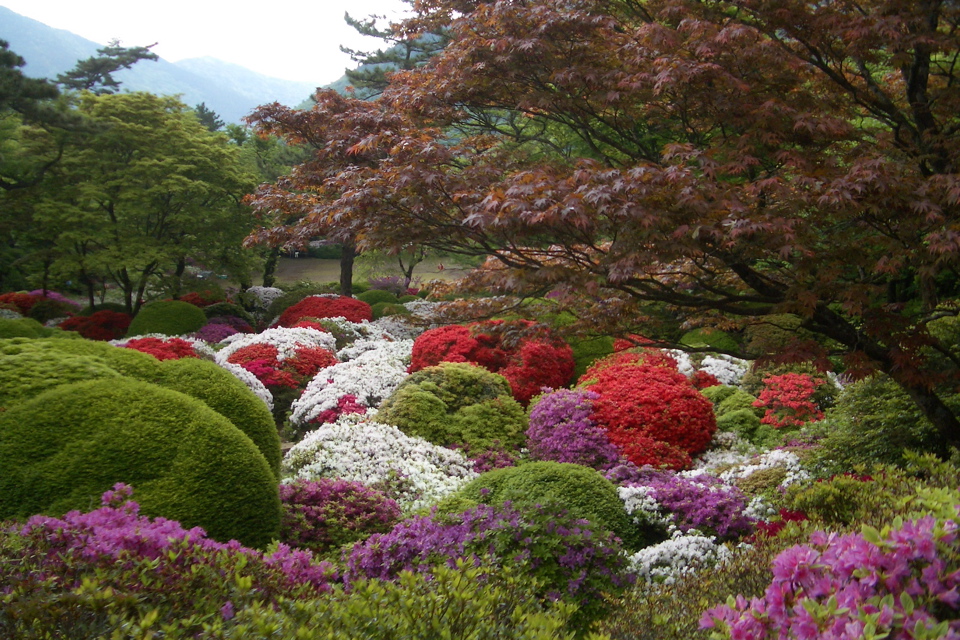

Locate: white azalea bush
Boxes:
[626,530,733,585]
[215,327,337,364]
[283,416,478,512]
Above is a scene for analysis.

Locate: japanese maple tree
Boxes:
[247,0,960,448]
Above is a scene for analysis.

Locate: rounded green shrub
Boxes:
[700,384,738,405]
[356,289,400,305]
[77,302,128,316]
[27,298,77,323]
[370,302,410,319]
[0,350,124,410]
[0,378,280,548]
[456,461,645,551]
[0,337,164,380]
[0,317,53,339]
[715,408,762,440]
[716,389,763,418]
[398,295,418,303]
[126,300,208,337]
[376,362,527,453]
[150,358,282,478]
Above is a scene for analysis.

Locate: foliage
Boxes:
[0,484,335,639]
[410,320,576,405]
[356,288,399,305]
[702,514,960,640]
[126,300,208,337]
[59,309,131,340]
[0,316,54,339]
[0,291,41,314]
[456,461,644,551]
[279,478,401,556]
[376,361,528,453]
[277,295,373,326]
[578,351,717,470]
[177,290,224,308]
[204,301,256,326]
[526,388,620,471]
[0,377,280,548]
[56,40,158,94]
[343,501,634,633]
[0,348,123,410]
[371,301,411,319]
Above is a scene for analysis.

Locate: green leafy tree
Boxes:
[56,40,158,95]
[193,102,224,132]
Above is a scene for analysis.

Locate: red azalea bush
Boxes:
[0,292,43,316]
[578,351,716,470]
[176,290,224,308]
[227,343,338,390]
[277,296,372,326]
[753,372,826,428]
[689,369,721,390]
[121,337,199,361]
[59,310,132,341]
[409,320,575,405]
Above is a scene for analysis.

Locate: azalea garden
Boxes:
[3,0,960,638]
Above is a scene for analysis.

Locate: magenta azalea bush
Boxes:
[279,478,402,555]
[702,514,960,640]
[526,389,621,471]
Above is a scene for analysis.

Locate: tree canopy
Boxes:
[245,0,960,448]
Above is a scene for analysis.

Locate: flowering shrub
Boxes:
[244,285,285,310]
[59,309,132,340]
[217,360,274,411]
[409,320,575,405]
[343,501,635,632]
[207,314,254,333]
[578,352,716,470]
[753,372,826,428]
[192,321,239,343]
[177,290,223,307]
[0,484,335,636]
[279,478,402,555]
[628,530,733,585]
[526,389,620,471]
[701,514,960,640]
[277,295,373,326]
[0,292,42,315]
[283,417,478,512]
[118,336,201,361]
[27,289,81,307]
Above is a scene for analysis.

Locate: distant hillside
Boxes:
[0,5,319,122]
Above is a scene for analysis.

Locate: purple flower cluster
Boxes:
[627,471,755,541]
[208,314,254,333]
[279,478,402,554]
[7,484,336,597]
[526,389,620,470]
[192,322,240,343]
[343,501,634,612]
[27,289,81,307]
[702,515,960,639]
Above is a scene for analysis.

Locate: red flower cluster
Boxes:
[121,337,199,361]
[176,291,223,308]
[0,292,43,315]
[312,394,368,425]
[753,372,825,428]
[578,351,716,471]
[227,343,339,391]
[409,320,575,404]
[689,369,721,390]
[277,296,372,327]
[59,310,132,341]
[612,334,653,352]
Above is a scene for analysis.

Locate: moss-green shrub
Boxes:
[456,461,645,551]
[202,301,255,325]
[150,358,282,478]
[715,408,762,441]
[716,389,763,418]
[126,300,208,337]
[734,466,787,497]
[569,335,615,380]
[356,289,400,305]
[398,294,418,303]
[809,374,950,473]
[0,337,164,380]
[0,378,279,548]
[0,350,124,410]
[77,302,128,316]
[376,362,528,453]
[680,328,740,353]
[371,301,411,319]
[0,317,53,339]
[27,298,77,323]
[700,384,738,405]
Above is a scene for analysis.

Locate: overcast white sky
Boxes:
[2,0,410,85]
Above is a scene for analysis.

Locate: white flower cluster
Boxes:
[111,334,217,361]
[699,354,750,386]
[283,417,478,512]
[717,449,810,490]
[216,327,337,363]
[667,350,695,376]
[618,485,672,528]
[402,299,442,321]
[289,339,413,426]
[216,360,274,411]
[0,308,22,319]
[627,530,732,585]
[744,495,777,521]
[244,286,285,310]
[370,315,427,341]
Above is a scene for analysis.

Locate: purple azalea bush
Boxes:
[192,322,240,343]
[702,514,960,640]
[526,389,620,470]
[279,478,402,554]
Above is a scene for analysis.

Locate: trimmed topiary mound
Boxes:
[456,461,645,551]
[356,289,400,306]
[0,349,124,410]
[126,300,208,337]
[0,337,165,381]
[370,302,411,319]
[0,378,280,548]
[0,317,54,339]
[376,362,527,453]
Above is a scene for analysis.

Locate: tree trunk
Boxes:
[340,241,356,297]
[887,371,960,452]
[172,256,186,298]
[262,246,280,287]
